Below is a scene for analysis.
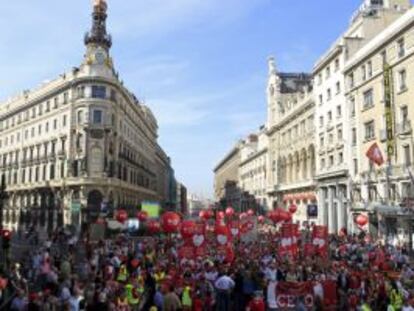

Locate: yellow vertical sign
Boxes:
[383,63,395,157]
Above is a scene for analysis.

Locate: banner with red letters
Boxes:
[276,282,314,309]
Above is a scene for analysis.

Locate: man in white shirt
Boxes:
[214,271,235,311]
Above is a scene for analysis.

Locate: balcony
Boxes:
[396,121,412,136]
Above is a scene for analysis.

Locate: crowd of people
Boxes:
[0,222,413,311]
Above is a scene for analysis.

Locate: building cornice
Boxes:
[213,145,240,173]
[239,147,268,167]
[313,43,344,74]
[267,98,315,136]
[344,7,414,73]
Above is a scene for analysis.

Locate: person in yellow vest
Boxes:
[154,266,166,286]
[125,281,140,311]
[181,285,192,311]
[117,264,129,283]
[390,281,403,311]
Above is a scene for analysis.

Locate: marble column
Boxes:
[328,187,335,233]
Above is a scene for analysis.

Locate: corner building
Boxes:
[0,0,174,230]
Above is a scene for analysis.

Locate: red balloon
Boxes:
[116,209,128,224]
[199,210,207,219]
[355,214,368,227]
[161,212,181,233]
[258,215,265,224]
[289,204,297,214]
[180,220,196,238]
[247,209,255,216]
[147,220,161,234]
[217,211,225,219]
[239,212,247,220]
[225,207,234,217]
[136,211,148,222]
[268,208,284,223]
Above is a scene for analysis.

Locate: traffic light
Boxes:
[1,229,11,250]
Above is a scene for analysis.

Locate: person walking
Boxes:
[214,270,235,311]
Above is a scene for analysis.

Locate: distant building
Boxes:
[176,182,188,215]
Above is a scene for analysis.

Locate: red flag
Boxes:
[366,142,384,166]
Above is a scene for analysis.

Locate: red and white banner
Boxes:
[312,225,328,257]
[276,282,314,309]
[279,224,298,257]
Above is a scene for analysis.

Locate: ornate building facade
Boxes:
[266,58,317,225]
[0,0,175,231]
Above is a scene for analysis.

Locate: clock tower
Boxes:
[82,0,115,77]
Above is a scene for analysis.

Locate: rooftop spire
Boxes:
[84,0,112,50]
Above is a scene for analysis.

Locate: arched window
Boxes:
[77,110,84,124]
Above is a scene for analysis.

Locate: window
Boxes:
[63,115,67,127]
[364,121,375,141]
[32,107,36,118]
[334,58,340,71]
[25,130,28,139]
[328,111,332,121]
[329,155,334,167]
[63,92,68,104]
[39,104,43,115]
[338,128,343,140]
[337,105,342,118]
[91,85,106,99]
[352,128,357,146]
[45,122,49,133]
[31,127,35,138]
[10,135,14,144]
[46,101,50,112]
[329,133,333,144]
[348,73,354,88]
[381,50,387,65]
[336,81,341,94]
[320,136,325,147]
[317,74,322,85]
[43,165,46,181]
[350,97,356,117]
[363,89,374,109]
[319,116,324,127]
[361,65,366,81]
[401,106,409,125]
[92,110,103,124]
[367,61,372,78]
[110,89,117,101]
[338,152,343,164]
[22,169,25,184]
[35,167,39,182]
[398,69,407,91]
[327,89,332,101]
[404,145,411,167]
[353,159,358,175]
[38,124,42,135]
[319,94,323,105]
[53,97,58,108]
[53,119,57,130]
[321,158,325,169]
[326,66,331,79]
[50,164,55,180]
[78,110,84,124]
[77,86,85,98]
[398,38,405,58]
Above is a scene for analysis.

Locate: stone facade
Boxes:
[239,129,269,211]
[266,58,317,225]
[0,0,174,231]
[213,144,242,211]
[344,6,414,240]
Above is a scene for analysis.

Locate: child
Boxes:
[247,291,265,311]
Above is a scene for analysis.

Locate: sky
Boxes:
[0,0,370,198]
